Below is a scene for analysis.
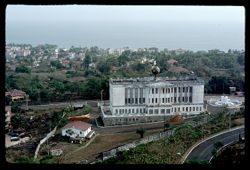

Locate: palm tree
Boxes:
[136,128,146,138]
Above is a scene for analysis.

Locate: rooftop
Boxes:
[110,76,204,85]
[62,121,91,131]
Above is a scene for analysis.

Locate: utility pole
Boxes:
[25,94,29,110]
[101,90,104,105]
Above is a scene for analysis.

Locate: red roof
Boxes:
[5,106,11,113]
[5,89,26,97]
[62,121,91,131]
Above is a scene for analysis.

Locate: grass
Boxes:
[100,111,244,164]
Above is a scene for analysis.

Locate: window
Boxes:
[168,88,170,93]
[190,87,192,92]
[125,109,127,113]
[139,98,141,104]
[171,88,173,93]
[200,107,202,111]
[161,109,165,114]
[178,107,180,112]
[174,87,177,93]
[132,98,134,103]
[152,88,154,94]
[80,132,82,134]
[128,109,131,113]
[163,88,165,93]
[136,108,139,113]
[186,87,188,92]
[174,108,176,112]
[154,109,159,114]
[155,98,157,103]
[152,98,154,103]
[149,109,153,114]
[143,108,146,113]
[178,97,180,102]
[179,87,181,93]
[140,108,142,113]
[166,109,170,114]
[182,97,185,102]
[156,88,158,94]
[116,109,118,114]
[186,107,188,111]
[162,98,164,103]
[174,97,176,103]
[143,98,145,103]
[183,87,185,92]
[166,98,168,103]
[193,107,195,111]
[196,107,198,111]
[132,109,134,113]
[119,109,121,114]
[168,98,170,103]
[125,98,127,104]
[171,97,173,102]
[189,96,192,103]
[166,88,168,93]
[189,107,191,111]
[183,107,185,111]
[128,98,131,104]
[135,98,138,104]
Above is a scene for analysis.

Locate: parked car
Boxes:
[10,136,20,141]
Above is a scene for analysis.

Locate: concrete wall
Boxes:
[62,127,91,138]
[192,85,204,103]
[111,86,125,106]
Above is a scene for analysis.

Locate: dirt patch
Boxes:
[60,129,163,163]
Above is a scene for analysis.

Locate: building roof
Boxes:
[62,121,91,131]
[167,59,178,64]
[5,89,26,97]
[5,106,11,113]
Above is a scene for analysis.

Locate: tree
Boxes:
[15,65,31,73]
[83,54,91,69]
[136,128,146,138]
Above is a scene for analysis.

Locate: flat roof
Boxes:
[110,76,204,85]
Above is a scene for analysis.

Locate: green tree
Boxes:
[15,65,31,73]
[83,54,91,69]
[15,156,39,164]
[136,128,146,138]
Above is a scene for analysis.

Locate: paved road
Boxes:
[185,126,245,162]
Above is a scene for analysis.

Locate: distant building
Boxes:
[61,121,94,139]
[101,76,204,126]
[5,89,26,101]
[5,106,12,130]
[167,59,178,66]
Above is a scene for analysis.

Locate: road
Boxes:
[185,126,244,162]
[92,121,166,134]
[21,100,108,110]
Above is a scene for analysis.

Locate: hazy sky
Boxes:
[6,5,245,51]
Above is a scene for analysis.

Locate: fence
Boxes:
[102,129,175,161]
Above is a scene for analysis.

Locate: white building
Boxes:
[101,76,204,126]
[61,121,92,138]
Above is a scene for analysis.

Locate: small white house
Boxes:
[61,121,92,138]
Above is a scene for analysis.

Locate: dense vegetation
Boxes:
[6,45,244,104]
[101,109,244,164]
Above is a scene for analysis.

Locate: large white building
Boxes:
[101,76,204,126]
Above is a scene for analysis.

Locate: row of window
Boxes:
[151,87,193,94]
[149,96,192,104]
[125,98,146,104]
[114,106,202,115]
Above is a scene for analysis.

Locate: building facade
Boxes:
[101,76,204,126]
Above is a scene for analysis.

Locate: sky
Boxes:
[6,5,245,51]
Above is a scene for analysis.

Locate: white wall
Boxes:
[112,86,125,106]
[192,85,204,103]
[62,127,91,138]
